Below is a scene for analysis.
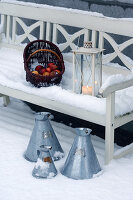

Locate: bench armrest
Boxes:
[99,74,133,98]
[0,24,3,41]
[0,24,3,34]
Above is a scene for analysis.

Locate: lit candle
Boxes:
[82,85,92,95]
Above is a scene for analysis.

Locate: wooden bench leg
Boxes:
[3,96,10,107]
[105,92,115,165]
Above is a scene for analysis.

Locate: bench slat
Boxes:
[0,85,106,126]
[1,2,133,37]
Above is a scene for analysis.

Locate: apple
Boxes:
[50,71,56,76]
[43,72,50,76]
[32,70,39,75]
[54,69,60,74]
[46,67,51,73]
[35,65,43,72]
[50,64,58,71]
[39,68,46,75]
[48,63,55,68]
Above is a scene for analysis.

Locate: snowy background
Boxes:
[0,97,133,200]
[0,1,133,199]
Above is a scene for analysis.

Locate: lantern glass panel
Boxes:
[74,55,82,94]
[94,52,102,96]
[73,51,102,96]
[82,54,92,87]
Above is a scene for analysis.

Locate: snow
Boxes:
[0,47,133,117]
[35,158,50,171]
[0,98,133,200]
[54,151,64,160]
[101,74,133,90]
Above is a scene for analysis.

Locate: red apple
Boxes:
[48,63,55,68]
[39,68,46,75]
[35,65,43,72]
[50,64,58,71]
[54,69,60,74]
[46,67,51,73]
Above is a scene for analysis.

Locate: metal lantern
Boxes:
[72,47,103,96]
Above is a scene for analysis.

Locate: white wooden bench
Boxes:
[0,0,133,164]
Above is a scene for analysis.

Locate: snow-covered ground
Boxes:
[0,97,133,200]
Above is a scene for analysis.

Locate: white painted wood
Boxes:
[72,52,76,92]
[1,14,6,34]
[98,32,104,49]
[84,29,90,43]
[102,65,130,76]
[52,23,57,44]
[46,22,51,41]
[12,17,16,43]
[103,33,133,71]
[92,54,95,96]
[91,30,97,48]
[15,17,38,44]
[56,24,86,51]
[39,21,44,40]
[114,112,133,128]
[3,96,10,107]
[114,143,133,159]
[0,85,106,126]
[1,2,133,37]
[99,77,133,98]
[105,92,115,164]
[0,2,133,70]
[6,15,11,43]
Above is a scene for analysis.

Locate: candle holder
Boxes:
[72,47,104,96]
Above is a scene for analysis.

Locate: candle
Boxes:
[82,85,92,95]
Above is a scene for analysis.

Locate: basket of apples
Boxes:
[23,40,65,87]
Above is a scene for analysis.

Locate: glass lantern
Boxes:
[72,47,103,96]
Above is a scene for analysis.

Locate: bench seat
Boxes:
[0,46,133,119]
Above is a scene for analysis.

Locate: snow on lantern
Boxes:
[72,46,104,96]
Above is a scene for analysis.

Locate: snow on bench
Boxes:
[0,0,133,164]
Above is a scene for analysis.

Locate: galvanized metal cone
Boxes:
[25,112,64,162]
[61,128,101,180]
[32,145,57,179]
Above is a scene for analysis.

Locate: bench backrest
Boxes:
[0,1,133,71]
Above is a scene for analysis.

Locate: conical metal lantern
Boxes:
[61,128,101,180]
[32,145,57,179]
[25,112,64,162]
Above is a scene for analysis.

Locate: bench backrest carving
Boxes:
[0,1,133,70]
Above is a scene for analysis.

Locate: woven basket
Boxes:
[23,40,65,87]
